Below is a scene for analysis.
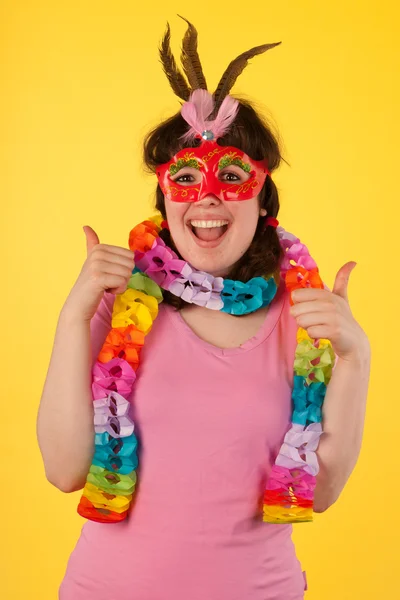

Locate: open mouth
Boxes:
[190,223,228,240]
[186,220,230,247]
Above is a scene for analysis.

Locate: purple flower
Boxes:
[168,271,224,309]
[135,238,191,287]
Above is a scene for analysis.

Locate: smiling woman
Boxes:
[51,15,335,600]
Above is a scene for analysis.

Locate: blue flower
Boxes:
[92,433,138,474]
[221,276,277,315]
[292,375,326,425]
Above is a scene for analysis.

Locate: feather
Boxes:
[159,22,191,101]
[213,42,282,110]
[206,94,239,139]
[189,89,214,123]
[181,103,199,135]
[178,15,208,90]
[180,89,215,143]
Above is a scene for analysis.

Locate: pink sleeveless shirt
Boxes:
[59,277,309,599]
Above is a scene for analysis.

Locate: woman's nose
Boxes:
[195,194,221,205]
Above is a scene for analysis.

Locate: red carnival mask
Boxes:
[154,89,272,203]
[156,140,270,203]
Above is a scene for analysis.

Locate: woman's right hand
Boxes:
[63,225,136,322]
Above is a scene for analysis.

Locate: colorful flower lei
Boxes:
[77,212,335,524]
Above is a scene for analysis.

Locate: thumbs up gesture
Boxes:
[289,262,370,362]
[63,225,136,322]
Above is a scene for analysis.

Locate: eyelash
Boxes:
[175,174,195,183]
[174,172,241,183]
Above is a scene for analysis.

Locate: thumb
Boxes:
[332,261,357,303]
[83,225,100,256]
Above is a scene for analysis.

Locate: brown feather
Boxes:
[159,22,191,101]
[177,15,207,90]
[213,42,282,110]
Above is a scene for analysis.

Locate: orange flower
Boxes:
[128,220,160,252]
[285,266,324,306]
[98,325,145,371]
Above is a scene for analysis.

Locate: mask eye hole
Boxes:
[170,167,201,185]
[219,164,251,183]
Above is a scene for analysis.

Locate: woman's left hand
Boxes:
[289,261,370,362]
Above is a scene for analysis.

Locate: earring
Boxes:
[259,208,267,217]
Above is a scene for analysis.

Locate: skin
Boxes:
[164,163,263,277]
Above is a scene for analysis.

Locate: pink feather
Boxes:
[180,89,239,143]
[181,89,215,143]
[207,95,239,139]
[180,103,198,131]
[191,89,214,123]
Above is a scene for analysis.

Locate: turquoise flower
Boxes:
[93,433,139,474]
[292,375,326,425]
[221,276,277,315]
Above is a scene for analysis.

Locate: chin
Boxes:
[178,249,234,277]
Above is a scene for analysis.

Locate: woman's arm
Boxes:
[36,293,114,493]
[313,342,372,512]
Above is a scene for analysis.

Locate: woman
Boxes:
[37,16,371,600]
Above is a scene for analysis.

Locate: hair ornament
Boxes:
[178,15,208,91]
[159,14,281,109]
[158,22,190,101]
[180,89,239,144]
[265,216,279,228]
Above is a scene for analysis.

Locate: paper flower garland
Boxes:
[77,212,335,524]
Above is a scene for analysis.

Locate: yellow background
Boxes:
[1,1,398,598]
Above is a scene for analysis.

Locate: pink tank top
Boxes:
[59,277,308,599]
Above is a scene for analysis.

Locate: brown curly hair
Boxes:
[142,96,289,310]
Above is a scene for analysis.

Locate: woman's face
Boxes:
[164,163,261,277]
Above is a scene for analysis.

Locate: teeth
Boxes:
[189,220,229,228]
